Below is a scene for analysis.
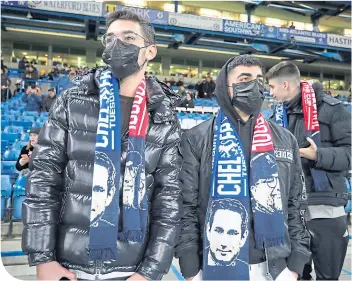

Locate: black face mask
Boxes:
[231,79,265,115]
[102,38,147,81]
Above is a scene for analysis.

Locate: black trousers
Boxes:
[302,216,349,280]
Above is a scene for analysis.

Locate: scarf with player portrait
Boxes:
[89,69,149,261]
[203,110,285,280]
[274,81,330,192]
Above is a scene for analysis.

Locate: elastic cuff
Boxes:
[287,251,310,277]
[179,249,201,279]
[28,252,56,267]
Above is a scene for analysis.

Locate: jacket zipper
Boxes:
[264,248,273,280]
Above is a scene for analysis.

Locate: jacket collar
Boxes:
[71,67,180,122]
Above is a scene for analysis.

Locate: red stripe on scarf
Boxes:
[301,81,320,132]
[252,114,274,153]
[129,79,149,138]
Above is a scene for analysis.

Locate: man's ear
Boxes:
[146,45,157,62]
[283,80,289,91]
[239,229,249,247]
[206,223,211,240]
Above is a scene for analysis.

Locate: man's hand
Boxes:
[299,137,317,161]
[36,261,77,281]
[126,273,148,281]
[291,271,298,280]
[186,277,195,281]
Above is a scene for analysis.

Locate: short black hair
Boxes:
[106,10,155,45]
[227,55,264,73]
[266,61,300,82]
[208,198,248,239]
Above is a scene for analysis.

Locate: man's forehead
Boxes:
[107,19,142,34]
[229,65,263,77]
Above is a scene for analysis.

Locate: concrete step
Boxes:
[1,222,23,237]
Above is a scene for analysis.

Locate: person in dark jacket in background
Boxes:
[176,55,310,281]
[15,127,40,171]
[268,62,351,281]
[1,68,11,101]
[180,92,195,108]
[200,76,216,99]
[18,57,28,71]
[22,86,42,112]
[41,87,57,112]
[177,85,187,98]
[22,10,182,281]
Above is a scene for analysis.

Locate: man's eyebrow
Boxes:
[257,74,264,78]
[237,72,253,78]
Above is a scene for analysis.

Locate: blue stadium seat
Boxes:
[1,175,12,221]
[23,111,39,118]
[40,112,49,118]
[1,115,16,122]
[12,141,28,150]
[20,133,30,142]
[19,116,36,123]
[2,133,19,144]
[3,126,24,134]
[12,195,26,221]
[1,161,19,176]
[3,149,20,161]
[1,140,9,152]
[32,122,44,128]
[12,121,32,131]
[1,175,12,198]
[1,121,10,129]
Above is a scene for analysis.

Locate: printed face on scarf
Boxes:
[207,200,248,266]
[91,164,109,222]
[250,153,282,214]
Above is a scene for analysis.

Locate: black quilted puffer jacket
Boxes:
[22,68,183,280]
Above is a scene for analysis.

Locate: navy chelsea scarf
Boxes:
[203,110,285,280]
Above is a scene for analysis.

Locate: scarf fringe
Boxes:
[118,230,145,243]
[255,235,285,249]
[89,248,118,261]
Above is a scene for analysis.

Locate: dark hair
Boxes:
[208,199,248,239]
[106,10,155,44]
[266,61,300,82]
[227,55,264,73]
[312,81,324,94]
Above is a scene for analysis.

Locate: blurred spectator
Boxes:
[18,57,28,71]
[348,93,351,103]
[313,25,320,32]
[1,68,11,102]
[200,76,216,99]
[177,85,187,97]
[16,127,40,172]
[180,92,195,108]
[30,59,38,65]
[13,79,23,97]
[41,87,57,112]
[1,55,4,72]
[166,82,171,88]
[289,22,296,29]
[163,78,168,84]
[69,70,76,80]
[170,77,176,86]
[176,78,184,87]
[24,65,39,80]
[195,80,204,98]
[22,86,42,111]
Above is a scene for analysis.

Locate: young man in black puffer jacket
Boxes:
[267,62,351,281]
[22,10,182,281]
[176,55,310,281]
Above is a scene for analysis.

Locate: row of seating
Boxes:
[1,174,26,221]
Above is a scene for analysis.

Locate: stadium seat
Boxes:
[40,112,49,118]
[32,121,44,128]
[1,121,10,129]
[3,126,25,134]
[1,115,16,122]
[1,140,9,152]
[19,116,36,123]
[12,141,29,150]
[1,161,19,176]
[12,121,33,131]
[1,175,12,198]
[23,111,39,118]
[20,133,30,142]
[3,149,20,161]
[2,133,20,144]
